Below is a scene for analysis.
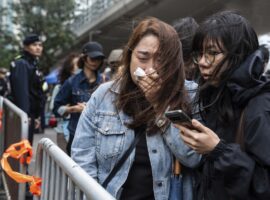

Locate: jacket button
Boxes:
[157,182,162,187]
[152,149,157,153]
[156,119,166,127]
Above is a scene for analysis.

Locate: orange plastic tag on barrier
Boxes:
[0,139,42,196]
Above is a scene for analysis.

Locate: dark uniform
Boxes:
[10,50,43,144]
[0,77,8,96]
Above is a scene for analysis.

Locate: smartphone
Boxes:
[165,109,193,128]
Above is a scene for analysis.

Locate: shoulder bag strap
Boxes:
[102,132,143,188]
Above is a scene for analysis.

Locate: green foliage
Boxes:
[0,7,20,69]
[1,0,76,73]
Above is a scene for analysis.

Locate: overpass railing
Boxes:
[73,0,122,32]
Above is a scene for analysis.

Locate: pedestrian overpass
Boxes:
[70,0,270,56]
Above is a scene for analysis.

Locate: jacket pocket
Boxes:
[72,88,91,103]
[95,111,125,159]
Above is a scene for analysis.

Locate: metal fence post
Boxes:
[0,97,29,200]
[34,138,116,200]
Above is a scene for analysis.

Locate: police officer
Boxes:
[10,34,44,145]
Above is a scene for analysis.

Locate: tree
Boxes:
[0,6,20,69]
[10,0,77,73]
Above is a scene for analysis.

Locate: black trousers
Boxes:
[66,134,74,156]
[28,117,35,145]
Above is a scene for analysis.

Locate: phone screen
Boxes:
[165,110,193,128]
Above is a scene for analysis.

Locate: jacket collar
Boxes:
[109,79,121,94]
[78,70,88,83]
[22,50,39,65]
[78,70,102,84]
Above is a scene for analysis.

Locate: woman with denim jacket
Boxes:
[72,17,201,200]
[53,41,105,155]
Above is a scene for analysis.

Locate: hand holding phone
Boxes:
[165,109,193,128]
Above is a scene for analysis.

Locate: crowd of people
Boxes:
[2,10,270,200]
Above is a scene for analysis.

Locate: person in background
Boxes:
[260,45,269,70]
[259,45,270,81]
[38,72,49,133]
[173,17,199,82]
[9,33,43,145]
[103,49,123,80]
[0,68,9,97]
[264,69,270,80]
[50,53,79,152]
[72,17,200,200]
[177,11,270,200]
[53,41,105,155]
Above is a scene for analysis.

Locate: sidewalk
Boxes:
[29,128,57,174]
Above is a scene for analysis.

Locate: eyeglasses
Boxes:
[192,50,224,65]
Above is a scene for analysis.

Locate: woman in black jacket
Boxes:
[177,11,270,199]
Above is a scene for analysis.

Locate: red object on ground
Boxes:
[49,115,57,127]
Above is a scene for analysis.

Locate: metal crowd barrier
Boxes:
[0,96,29,200]
[34,138,116,200]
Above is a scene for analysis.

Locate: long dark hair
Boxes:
[173,17,199,80]
[114,17,191,131]
[58,53,78,84]
[193,11,259,124]
[77,55,104,82]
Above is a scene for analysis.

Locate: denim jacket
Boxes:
[53,70,102,135]
[72,81,201,200]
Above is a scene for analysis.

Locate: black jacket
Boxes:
[9,51,43,118]
[195,49,270,200]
